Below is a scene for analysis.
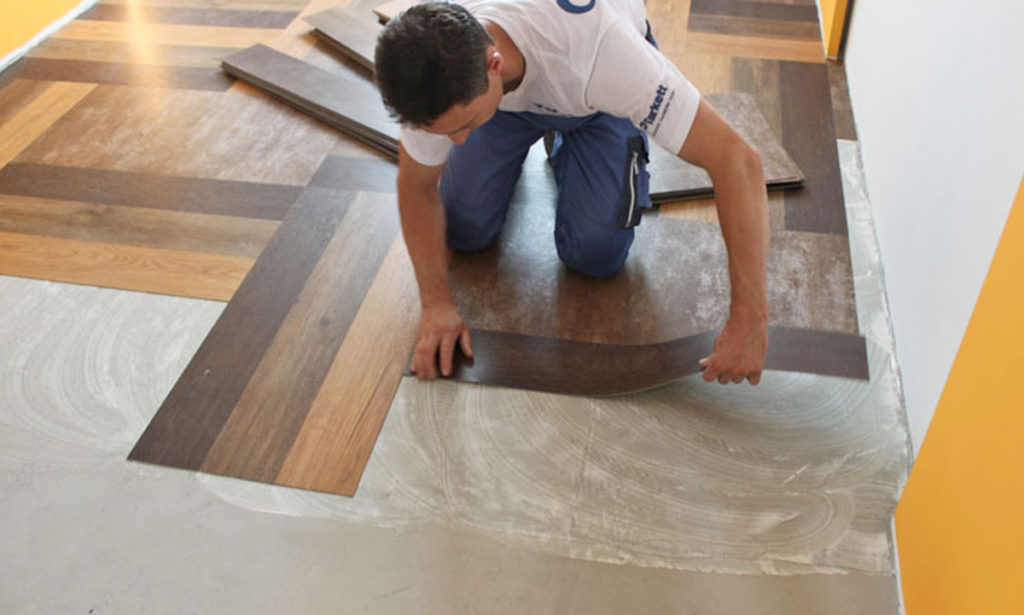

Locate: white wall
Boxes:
[843,1,1024,453]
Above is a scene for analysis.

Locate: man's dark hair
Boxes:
[375,2,493,127]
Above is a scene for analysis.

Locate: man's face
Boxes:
[422,52,503,145]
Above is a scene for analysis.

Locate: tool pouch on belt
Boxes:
[617,135,650,229]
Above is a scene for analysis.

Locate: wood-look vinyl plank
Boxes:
[0,81,95,169]
[81,4,298,28]
[441,326,866,396]
[27,39,237,68]
[308,155,396,192]
[0,79,54,125]
[658,191,787,231]
[646,0,692,67]
[687,14,821,41]
[199,192,400,482]
[0,230,252,300]
[689,0,819,22]
[372,0,416,23]
[685,31,823,63]
[305,5,382,71]
[128,189,357,470]
[0,194,277,258]
[828,61,857,140]
[276,237,419,495]
[51,20,280,48]
[222,44,399,157]
[777,61,845,234]
[730,56,783,134]
[0,163,301,220]
[678,51,734,94]
[649,92,803,203]
[16,87,339,186]
[12,58,233,91]
[256,0,346,61]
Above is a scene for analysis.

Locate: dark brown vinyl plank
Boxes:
[778,61,846,234]
[689,0,819,22]
[308,155,397,193]
[0,163,301,220]
[649,92,803,203]
[440,326,866,396]
[13,58,233,91]
[828,62,857,141]
[305,5,382,72]
[128,188,356,470]
[80,4,298,28]
[198,192,400,482]
[687,14,822,41]
[221,44,399,157]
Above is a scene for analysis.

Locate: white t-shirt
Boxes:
[400,0,702,166]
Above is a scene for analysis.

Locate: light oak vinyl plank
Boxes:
[276,236,419,495]
[685,31,824,63]
[0,230,252,300]
[51,20,280,48]
[0,81,95,169]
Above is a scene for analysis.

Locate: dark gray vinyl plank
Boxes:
[306,5,382,71]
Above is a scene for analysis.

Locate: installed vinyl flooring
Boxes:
[0,0,908,612]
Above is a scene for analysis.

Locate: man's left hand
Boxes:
[699,315,767,385]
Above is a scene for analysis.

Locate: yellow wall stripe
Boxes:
[1,0,84,59]
[895,172,1024,614]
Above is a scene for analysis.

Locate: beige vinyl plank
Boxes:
[0,82,95,169]
[686,30,824,63]
[52,20,279,48]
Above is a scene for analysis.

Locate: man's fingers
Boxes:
[413,337,439,379]
[460,327,474,358]
[439,334,457,376]
[748,372,762,386]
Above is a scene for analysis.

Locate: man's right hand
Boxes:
[411,302,474,379]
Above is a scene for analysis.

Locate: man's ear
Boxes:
[487,46,503,74]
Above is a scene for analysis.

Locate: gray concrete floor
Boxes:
[0,141,909,614]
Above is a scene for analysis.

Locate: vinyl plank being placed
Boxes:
[222,44,399,157]
[305,5,382,71]
[0,230,252,300]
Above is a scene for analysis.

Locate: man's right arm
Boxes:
[397,142,474,379]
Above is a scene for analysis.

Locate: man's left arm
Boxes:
[677,98,769,385]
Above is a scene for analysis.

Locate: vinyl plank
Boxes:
[222,44,399,157]
[0,194,277,258]
[685,31,824,63]
[51,20,280,48]
[308,155,396,192]
[128,188,357,470]
[256,0,346,62]
[12,58,233,91]
[687,14,821,40]
[0,230,252,300]
[441,326,866,396]
[276,236,420,495]
[660,191,788,232]
[678,51,733,94]
[80,4,298,28]
[372,0,416,23]
[778,61,846,234]
[0,81,95,169]
[689,0,819,22]
[16,87,339,186]
[27,39,238,67]
[828,61,857,140]
[0,79,54,125]
[649,92,803,203]
[305,5,382,71]
[199,192,400,482]
[0,163,301,220]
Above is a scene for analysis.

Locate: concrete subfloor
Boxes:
[0,141,909,613]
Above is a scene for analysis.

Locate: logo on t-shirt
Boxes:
[639,84,670,134]
[556,0,595,14]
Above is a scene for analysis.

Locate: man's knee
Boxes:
[555,223,634,278]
